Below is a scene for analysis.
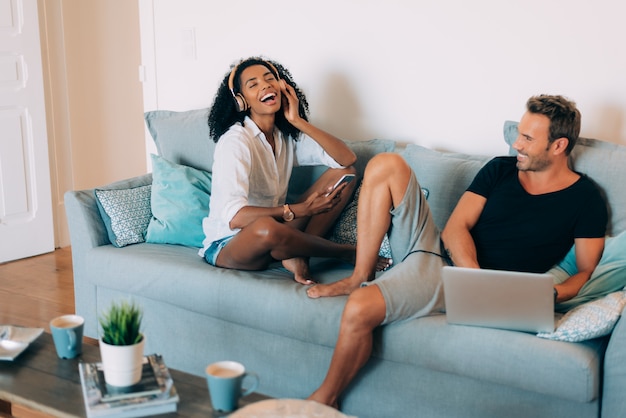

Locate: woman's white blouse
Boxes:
[199,117,343,257]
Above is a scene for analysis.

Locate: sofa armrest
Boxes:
[64,174,152,337]
[64,174,153,251]
[601,308,626,417]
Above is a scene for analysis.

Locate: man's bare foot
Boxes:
[306,274,370,298]
[307,392,339,410]
[282,257,315,285]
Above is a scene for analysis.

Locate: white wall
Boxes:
[141,0,626,157]
[40,0,146,247]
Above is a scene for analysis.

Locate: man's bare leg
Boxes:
[307,153,411,298]
[308,284,387,407]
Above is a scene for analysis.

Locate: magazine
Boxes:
[79,353,179,417]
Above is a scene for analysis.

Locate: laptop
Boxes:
[442,266,555,333]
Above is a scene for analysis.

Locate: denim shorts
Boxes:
[203,235,235,266]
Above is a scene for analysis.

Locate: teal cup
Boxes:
[50,314,84,359]
[205,361,259,412]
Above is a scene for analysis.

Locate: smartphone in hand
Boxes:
[325,174,356,196]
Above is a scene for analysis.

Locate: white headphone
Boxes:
[228,60,280,112]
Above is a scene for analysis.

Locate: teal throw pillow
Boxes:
[145,154,212,247]
[94,185,152,248]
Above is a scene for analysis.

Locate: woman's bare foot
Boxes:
[282,257,315,285]
[376,257,393,271]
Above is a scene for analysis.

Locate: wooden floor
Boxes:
[0,248,75,334]
[0,248,82,417]
[0,247,99,350]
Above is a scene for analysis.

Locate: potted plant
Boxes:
[98,300,145,387]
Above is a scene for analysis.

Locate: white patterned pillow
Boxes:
[537,291,626,342]
[95,185,152,247]
[329,183,392,258]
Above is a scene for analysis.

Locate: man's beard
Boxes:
[516,152,551,172]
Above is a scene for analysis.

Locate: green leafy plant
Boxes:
[99,300,143,346]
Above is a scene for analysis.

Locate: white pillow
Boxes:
[537,291,626,342]
[328,183,392,258]
[95,185,152,247]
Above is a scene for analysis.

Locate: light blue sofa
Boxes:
[65,110,626,418]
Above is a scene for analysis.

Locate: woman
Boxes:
[199,56,360,284]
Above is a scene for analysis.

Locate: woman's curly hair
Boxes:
[208,57,310,142]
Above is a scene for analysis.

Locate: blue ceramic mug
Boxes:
[205,361,259,412]
[50,314,84,359]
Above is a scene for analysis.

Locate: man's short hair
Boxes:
[526,95,581,155]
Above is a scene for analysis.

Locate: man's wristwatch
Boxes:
[553,287,558,303]
[282,204,295,222]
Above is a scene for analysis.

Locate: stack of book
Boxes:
[79,354,179,417]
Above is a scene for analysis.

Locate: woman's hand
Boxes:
[280,80,303,127]
[296,183,349,218]
[280,79,357,167]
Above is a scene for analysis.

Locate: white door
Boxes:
[0,0,54,263]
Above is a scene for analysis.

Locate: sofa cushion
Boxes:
[94,185,152,247]
[399,144,491,231]
[145,108,215,172]
[145,154,212,248]
[87,243,604,403]
[87,243,351,347]
[380,314,604,403]
[504,120,626,236]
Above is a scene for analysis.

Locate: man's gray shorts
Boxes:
[362,171,447,324]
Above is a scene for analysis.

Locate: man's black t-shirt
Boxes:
[467,157,607,273]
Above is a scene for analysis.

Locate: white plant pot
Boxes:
[99,335,145,387]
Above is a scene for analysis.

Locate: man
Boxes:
[307,95,607,408]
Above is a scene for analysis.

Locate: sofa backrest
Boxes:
[145,108,215,173]
[142,108,398,204]
[398,145,491,232]
[143,109,625,237]
[504,121,626,237]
